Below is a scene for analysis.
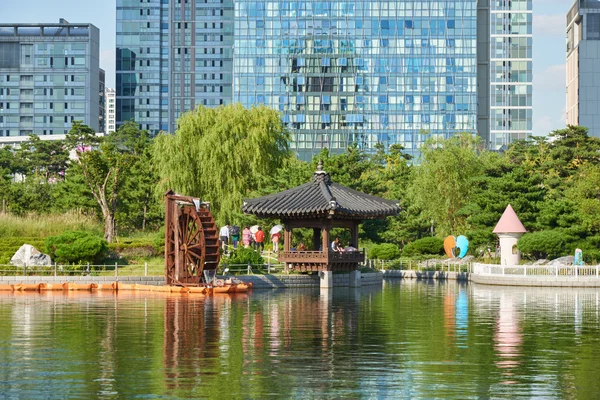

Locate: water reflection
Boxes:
[494,293,522,384]
[1,283,600,397]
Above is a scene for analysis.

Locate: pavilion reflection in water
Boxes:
[242,162,400,273]
[161,289,369,392]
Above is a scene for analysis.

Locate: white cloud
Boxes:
[99,49,115,89]
[534,14,565,36]
[534,63,566,91]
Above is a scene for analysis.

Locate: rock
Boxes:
[533,259,548,265]
[547,256,575,267]
[10,244,52,267]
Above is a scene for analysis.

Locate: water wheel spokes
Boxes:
[164,191,221,285]
[178,206,206,283]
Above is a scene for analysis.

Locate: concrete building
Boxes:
[99,68,106,132]
[0,19,100,139]
[566,0,600,135]
[105,87,116,133]
[116,0,234,135]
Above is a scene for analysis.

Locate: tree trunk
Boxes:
[104,211,115,243]
[142,202,147,231]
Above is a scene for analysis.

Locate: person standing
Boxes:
[254,226,265,252]
[219,223,230,251]
[230,225,241,249]
[242,226,252,248]
[271,231,281,253]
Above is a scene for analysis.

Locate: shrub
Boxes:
[402,237,445,257]
[518,230,578,260]
[45,231,108,264]
[369,243,401,260]
[227,247,264,266]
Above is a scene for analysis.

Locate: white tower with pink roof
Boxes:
[493,205,527,266]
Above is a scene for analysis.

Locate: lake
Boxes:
[1,280,599,398]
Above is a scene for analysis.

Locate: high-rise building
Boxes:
[99,68,106,132]
[566,0,600,136]
[0,19,100,139]
[116,0,234,135]
[233,0,478,160]
[116,1,532,156]
[478,0,532,150]
[105,87,116,133]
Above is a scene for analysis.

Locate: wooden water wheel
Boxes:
[165,191,220,285]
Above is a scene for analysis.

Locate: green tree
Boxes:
[409,133,484,237]
[66,120,151,242]
[152,104,290,225]
[16,135,69,181]
[117,140,161,232]
[564,162,600,234]
[0,147,16,213]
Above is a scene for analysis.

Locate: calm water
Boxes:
[1,280,600,398]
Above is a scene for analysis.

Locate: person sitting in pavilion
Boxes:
[331,237,344,253]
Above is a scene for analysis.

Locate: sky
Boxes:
[1,0,571,137]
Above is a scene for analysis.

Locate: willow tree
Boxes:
[152,104,291,224]
[408,133,484,237]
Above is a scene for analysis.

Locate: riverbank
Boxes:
[0,272,383,289]
[4,267,600,289]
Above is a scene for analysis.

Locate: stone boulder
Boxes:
[547,256,575,267]
[10,244,52,267]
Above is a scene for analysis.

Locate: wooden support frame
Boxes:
[164,191,220,285]
[279,217,365,272]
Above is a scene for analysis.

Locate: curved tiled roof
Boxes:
[242,163,401,220]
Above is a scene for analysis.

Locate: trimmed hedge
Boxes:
[402,237,445,257]
[45,231,108,264]
[368,243,401,260]
[518,230,578,260]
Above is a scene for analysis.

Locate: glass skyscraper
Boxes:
[0,20,100,139]
[233,0,478,159]
[116,0,233,135]
[478,0,532,149]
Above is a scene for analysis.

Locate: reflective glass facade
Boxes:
[488,0,532,149]
[234,0,478,159]
[566,0,600,137]
[0,22,100,138]
[116,0,233,135]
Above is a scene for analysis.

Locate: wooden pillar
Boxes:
[283,221,291,252]
[351,221,360,248]
[164,195,171,279]
[172,202,180,281]
[322,220,330,254]
[312,228,320,251]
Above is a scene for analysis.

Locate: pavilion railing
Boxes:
[279,250,365,263]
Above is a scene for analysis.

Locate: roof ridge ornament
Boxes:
[312,160,331,184]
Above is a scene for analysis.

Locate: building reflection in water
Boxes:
[493,293,522,385]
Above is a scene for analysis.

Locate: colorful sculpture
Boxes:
[443,235,469,259]
[574,248,583,266]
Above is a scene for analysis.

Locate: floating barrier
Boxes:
[0,281,251,294]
